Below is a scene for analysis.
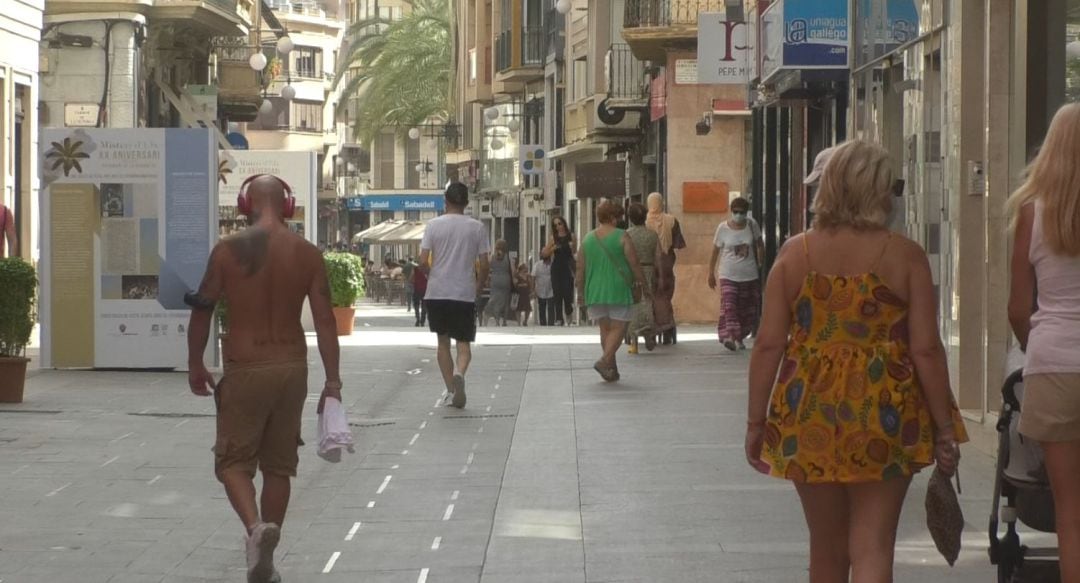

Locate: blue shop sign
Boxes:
[346,195,445,212]
[761,0,849,81]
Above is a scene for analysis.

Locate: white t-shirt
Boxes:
[531,260,554,299]
[421,213,491,302]
[713,220,760,282]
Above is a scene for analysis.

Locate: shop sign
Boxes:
[576,161,626,199]
[674,59,698,85]
[64,103,100,127]
[855,0,919,65]
[683,182,730,213]
[346,195,445,211]
[698,13,753,85]
[760,0,849,81]
[649,75,667,122]
[520,145,545,175]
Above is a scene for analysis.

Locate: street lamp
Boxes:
[555,0,571,14]
[249,52,268,71]
[259,99,274,115]
[408,127,421,140]
[276,35,294,55]
[507,118,521,133]
[281,84,296,100]
[484,106,501,121]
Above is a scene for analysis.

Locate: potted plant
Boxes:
[0,258,37,403]
[324,252,364,335]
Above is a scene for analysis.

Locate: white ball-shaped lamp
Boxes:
[415,163,423,172]
[276,36,295,55]
[490,138,504,151]
[1068,40,1080,59]
[259,99,274,115]
[555,0,571,14]
[507,119,521,132]
[281,84,297,100]
[408,127,421,140]
[249,52,268,71]
[484,106,501,121]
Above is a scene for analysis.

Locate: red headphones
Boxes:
[236,174,297,219]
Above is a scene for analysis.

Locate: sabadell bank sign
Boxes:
[347,195,445,212]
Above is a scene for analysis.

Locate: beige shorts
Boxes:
[1018,373,1080,443]
[214,360,308,480]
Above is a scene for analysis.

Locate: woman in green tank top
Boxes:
[575,200,649,382]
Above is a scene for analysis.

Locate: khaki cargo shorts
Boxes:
[214,360,308,481]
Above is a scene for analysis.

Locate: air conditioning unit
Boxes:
[592,99,641,133]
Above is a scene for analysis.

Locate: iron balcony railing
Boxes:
[522,26,543,66]
[624,0,724,28]
[544,8,563,57]
[495,30,512,72]
[608,44,647,101]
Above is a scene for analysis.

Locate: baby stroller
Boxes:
[988,368,1059,582]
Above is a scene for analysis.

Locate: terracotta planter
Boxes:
[0,356,30,403]
[333,307,356,336]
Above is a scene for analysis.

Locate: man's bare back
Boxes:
[210,224,323,364]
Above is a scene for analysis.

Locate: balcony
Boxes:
[153,0,256,36]
[606,44,648,109]
[494,26,545,85]
[213,40,262,121]
[544,9,563,59]
[623,0,724,61]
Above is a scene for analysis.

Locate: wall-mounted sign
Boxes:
[683,181,731,213]
[576,161,626,199]
[673,59,698,85]
[649,75,667,122]
[698,13,754,85]
[346,195,446,212]
[520,145,545,175]
[760,0,849,82]
[64,103,100,127]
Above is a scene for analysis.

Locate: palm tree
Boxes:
[334,0,453,146]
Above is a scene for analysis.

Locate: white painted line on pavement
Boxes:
[498,375,503,381]
[409,433,420,446]
[138,408,152,414]
[490,393,495,399]
[322,551,341,573]
[429,411,434,416]
[345,522,362,541]
[494,384,500,390]
[431,536,441,550]
[471,443,478,451]
[12,465,28,475]
[451,490,460,500]
[407,368,422,375]
[110,432,134,443]
[418,568,430,583]
[485,406,492,413]
[443,504,454,520]
[419,421,427,430]
[421,358,431,363]
[459,465,468,475]
[391,464,400,470]
[174,419,190,429]
[45,483,71,497]
[147,475,162,485]
[402,449,410,456]
[466,453,474,465]
[101,456,120,468]
[376,475,392,495]
[478,427,484,433]
[367,501,376,508]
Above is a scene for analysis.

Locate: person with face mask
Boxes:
[708,197,764,351]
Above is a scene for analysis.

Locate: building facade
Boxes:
[0,0,43,261]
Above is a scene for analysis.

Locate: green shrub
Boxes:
[0,258,37,357]
[324,252,364,308]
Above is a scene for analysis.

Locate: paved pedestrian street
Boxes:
[0,304,1014,582]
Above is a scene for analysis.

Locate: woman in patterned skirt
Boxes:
[746,140,967,582]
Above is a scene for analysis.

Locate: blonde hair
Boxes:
[1007,103,1080,256]
[811,140,893,231]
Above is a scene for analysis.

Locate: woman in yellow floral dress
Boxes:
[746,140,967,582]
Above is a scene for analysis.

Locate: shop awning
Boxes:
[377,221,426,243]
[353,220,406,242]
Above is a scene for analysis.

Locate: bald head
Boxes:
[247,175,287,221]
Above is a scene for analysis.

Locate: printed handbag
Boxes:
[925,466,963,566]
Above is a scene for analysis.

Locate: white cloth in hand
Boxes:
[317,397,354,462]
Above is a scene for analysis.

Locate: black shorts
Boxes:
[425,300,477,342]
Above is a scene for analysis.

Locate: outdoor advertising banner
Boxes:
[40,128,217,369]
[760,0,849,81]
[217,150,317,243]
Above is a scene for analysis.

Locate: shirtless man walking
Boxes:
[419,182,489,408]
[186,175,341,582]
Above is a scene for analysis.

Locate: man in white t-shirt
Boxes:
[707,197,764,351]
[419,183,491,408]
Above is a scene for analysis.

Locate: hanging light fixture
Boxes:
[507,119,521,132]
[490,137,504,150]
[484,106,501,121]
[249,52,268,71]
[555,0,571,14]
[1068,39,1080,59]
[408,127,421,140]
[281,84,297,100]
[259,99,274,115]
[276,35,295,55]
[415,163,424,173]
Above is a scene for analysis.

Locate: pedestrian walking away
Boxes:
[543,216,576,325]
[645,192,686,344]
[709,197,763,351]
[513,262,533,326]
[484,240,513,327]
[745,140,967,582]
[577,200,649,382]
[419,182,491,409]
[185,174,342,583]
[412,258,428,327]
[531,254,556,325]
[403,256,417,313]
[625,203,663,353]
[1008,102,1080,583]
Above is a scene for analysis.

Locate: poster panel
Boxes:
[40,128,216,369]
[217,150,317,244]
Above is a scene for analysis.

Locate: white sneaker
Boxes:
[246,522,281,583]
[451,374,466,408]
